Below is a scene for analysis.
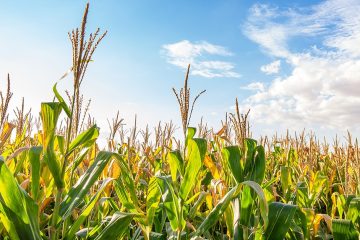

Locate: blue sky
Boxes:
[1,0,360,139]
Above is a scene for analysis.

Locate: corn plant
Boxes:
[0,2,359,240]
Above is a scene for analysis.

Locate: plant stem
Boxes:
[60,84,77,239]
[50,188,63,240]
[177,202,183,240]
[177,229,182,240]
[61,87,77,180]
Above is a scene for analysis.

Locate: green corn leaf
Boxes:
[347,197,360,230]
[113,153,139,207]
[309,172,327,206]
[295,207,309,239]
[168,150,184,182]
[65,178,114,240]
[28,146,43,201]
[264,202,297,240]
[67,124,99,156]
[237,181,269,239]
[59,151,113,219]
[157,176,183,231]
[146,176,162,230]
[41,102,64,189]
[180,138,207,201]
[114,179,144,224]
[280,166,292,194]
[332,219,359,240]
[0,211,20,240]
[186,127,196,146]
[193,181,268,237]
[55,135,65,156]
[94,212,134,240]
[41,103,62,135]
[236,186,253,239]
[243,138,257,175]
[53,83,71,118]
[249,146,266,184]
[188,192,209,218]
[12,148,28,176]
[222,146,243,183]
[224,201,234,238]
[287,148,298,165]
[250,179,270,226]
[70,147,90,177]
[149,232,166,240]
[296,182,308,208]
[0,157,41,240]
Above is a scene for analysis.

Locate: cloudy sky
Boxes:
[1,0,359,139]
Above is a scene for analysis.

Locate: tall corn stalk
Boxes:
[172,64,206,138]
[50,3,107,239]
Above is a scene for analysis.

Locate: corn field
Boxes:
[0,4,359,240]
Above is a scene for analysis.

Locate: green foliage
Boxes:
[0,157,41,240]
[264,202,297,240]
[41,102,64,189]
[59,151,114,219]
[0,4,358,240]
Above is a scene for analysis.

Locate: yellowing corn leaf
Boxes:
[0,122,16,150]
[204,155,220,180]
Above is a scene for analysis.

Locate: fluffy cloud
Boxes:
[241,82,265,92]
[162,40,240,78]
[242,0,360,131]
[260,60,281,74]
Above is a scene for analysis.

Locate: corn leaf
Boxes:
[94,212,134,240]
[67,124,99,156]
[192,181,268,237]
[168,150,184,182]
[55,135,65,156]
[249,146,266,184]
[347,197,360,230]
[0,157,41,240]
[114,179,144,222]
[28,146,43,201]
[185,127,196,146]
[280,166,291,194]
[180,138,207,201]
[53,83,71,118]
[0,122,16,150]
[188,192,209,218]
[332,219,359,240]
[264,202,297,240]
[236,186,253,239]
[70,147,90,176]
[204,155,220,180]
[41,102,63,189]
[157,176,184,231]
[146,176,162,230]
[65,178,114,240]
[244,138,257,176]
[59,151,113,219]
[222,146,243,183]
[113,153,139,207]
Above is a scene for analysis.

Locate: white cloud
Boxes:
[242,0,360,132]
[241,82,265,92]
[162,40,240,78]
[260,60,281,74]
